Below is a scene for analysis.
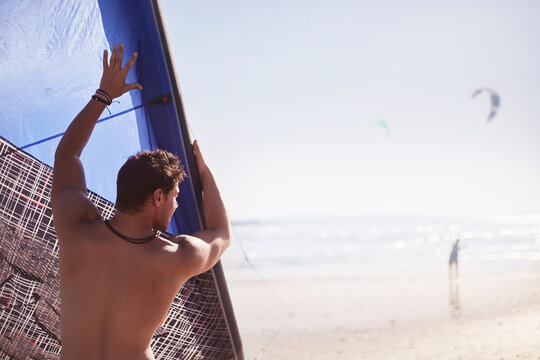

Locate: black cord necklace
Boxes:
[105,220,159,244]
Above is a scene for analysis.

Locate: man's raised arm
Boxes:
[52,44,142,225]
[178,141,231,277]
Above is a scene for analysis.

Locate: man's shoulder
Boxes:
[147,234,203,283]
[154,234,207,268]
[155,234,198,257]
[158,233,190,245]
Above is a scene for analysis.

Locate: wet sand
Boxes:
[225,260,540,359]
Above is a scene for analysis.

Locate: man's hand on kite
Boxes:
[99,43,143,100]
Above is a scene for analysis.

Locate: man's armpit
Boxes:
[52,189,101,225]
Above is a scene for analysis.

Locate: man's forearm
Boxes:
[52,45,141,198]
[200,168,231,242]
[55,99,106,159]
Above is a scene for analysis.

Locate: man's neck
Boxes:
[109,210,155,239]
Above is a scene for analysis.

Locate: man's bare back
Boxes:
[58,223,181,359]
[52,44,230,359]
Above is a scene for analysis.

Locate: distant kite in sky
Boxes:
[371,119,390,139]
[471,87,500,122]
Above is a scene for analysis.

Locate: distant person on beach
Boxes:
[449,238,460,278]
[52,44,231,360]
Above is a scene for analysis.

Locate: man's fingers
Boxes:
[101,44,142,97]
[193,141,209,175]
[193,140,205,164]
[193,140,200,158]
[116,43,125,70]
[110,44,118,68]
[103,50,109,70]
[123,52,138,73]
[124,82,143,92]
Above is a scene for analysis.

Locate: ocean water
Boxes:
[222,213,540,279]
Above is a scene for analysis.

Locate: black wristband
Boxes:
[96,89,112,103]
[92,94,111,106]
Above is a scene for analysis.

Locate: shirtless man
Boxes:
[51,44,230,360]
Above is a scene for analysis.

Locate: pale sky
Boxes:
[160,0,540,219]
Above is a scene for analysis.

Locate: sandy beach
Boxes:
[225,260,540,359]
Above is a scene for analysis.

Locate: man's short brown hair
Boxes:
[115,149,186,213]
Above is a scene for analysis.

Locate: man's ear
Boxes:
[152,188,164,207]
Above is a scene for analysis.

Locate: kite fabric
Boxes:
[471,87,501,122]
[0,0,243,358]
[371,119,390,139]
